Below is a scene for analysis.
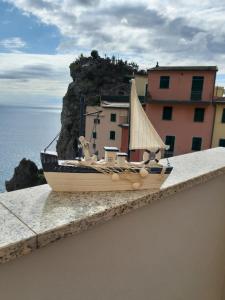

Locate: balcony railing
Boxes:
[190,90,202,101]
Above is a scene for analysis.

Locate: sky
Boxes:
[0,0,225,107]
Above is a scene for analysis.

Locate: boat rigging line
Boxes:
[44,131,61,152]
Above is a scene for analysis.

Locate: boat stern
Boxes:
[40,151,58,172]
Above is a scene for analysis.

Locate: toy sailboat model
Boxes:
[40,79,173,192]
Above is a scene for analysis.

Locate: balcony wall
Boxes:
[0,148,225,300]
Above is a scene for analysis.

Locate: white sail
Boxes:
[129,79,167,151]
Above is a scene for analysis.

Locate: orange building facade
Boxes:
[121,66,218,158]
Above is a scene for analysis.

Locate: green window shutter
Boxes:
[191,76,204,100]
[110,113,116,122]
[221,108,225,123]
[164,135,175,157]
[145,84,148,96]
[219,139,225,147]
[192,137,202,151]
[194,108,205,122]
[165,135,175,151]
[162,106,173,120]
[110,131,115,140]
[160,76,170,89]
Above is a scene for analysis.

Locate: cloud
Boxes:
[0,52,75,105]
[68,0,100,6]
[3,0,225,71]
[0,64,54,80]
[0,37,26,52]
[1,0,225,106]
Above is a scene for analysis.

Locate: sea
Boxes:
[0,105,61,192]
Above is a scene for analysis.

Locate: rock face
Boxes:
[5,159,46,192]
[56,50,145,159]
[4,51,145,192]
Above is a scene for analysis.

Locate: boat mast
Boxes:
[79,95,85,137]
[78,95,85,157]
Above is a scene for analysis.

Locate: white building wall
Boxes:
[85,106,128,158]
[135,74,148,96]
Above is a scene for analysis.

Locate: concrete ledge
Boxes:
[0,147,225,264]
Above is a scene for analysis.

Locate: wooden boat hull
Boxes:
[40,151,172,192]
[44,171,169,192]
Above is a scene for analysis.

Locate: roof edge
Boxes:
[148,66,218,72]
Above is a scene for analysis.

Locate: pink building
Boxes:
[145,66,217,156]
[121,66,217,158]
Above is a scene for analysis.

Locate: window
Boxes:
[110,113,116,122]
[192,137,202,151]
[145,84,148,96]
[94,118,100,124]
[164,135,175,157]
[160,76,170,89]
[162,107,173,120]
[194,108,205,122]
[191,76,204,100]
[219,139,225,147]
[92,132,97,139]
[221,108,225,123]
[110,131,115,140]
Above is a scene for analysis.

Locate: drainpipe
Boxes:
[212,69,217,104]
[210,70,217,148]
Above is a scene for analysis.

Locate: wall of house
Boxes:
[121,103,215,157]
[135,74,148,96]
[145,103,215,155]
[120,126,142,161]
[212,104,225,147]
[85,106,128,158]
[0,174,225,300]
[214,86,224,97]
[148,70,216,101]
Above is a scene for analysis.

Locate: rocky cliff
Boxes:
[5,51,145,192]
[56,50,145,159]
[5,159,46,192]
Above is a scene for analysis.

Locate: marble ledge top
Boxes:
[0,147,225,264]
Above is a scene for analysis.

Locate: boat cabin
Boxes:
[104,147,119,163]
[116,152,128,165]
